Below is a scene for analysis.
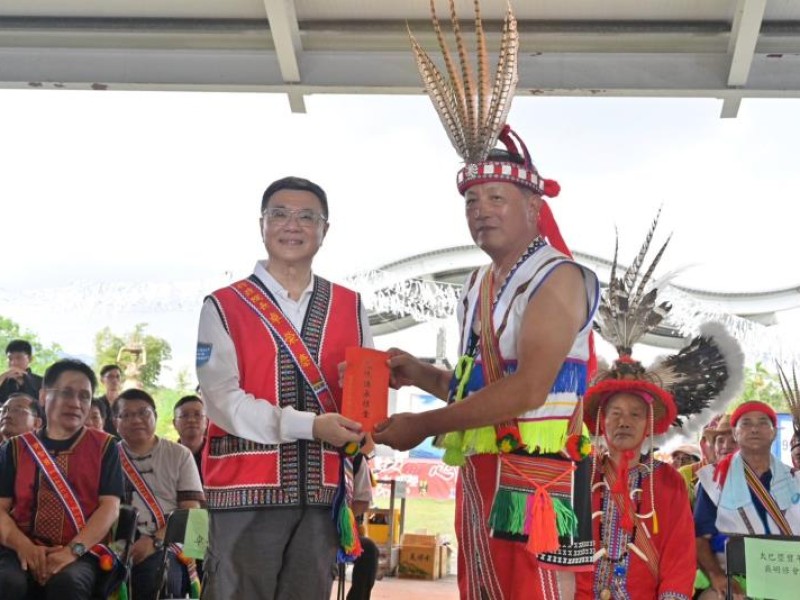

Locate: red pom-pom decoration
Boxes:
[543,179,561,198]
[564,434,592,461]
[99,554,114,572]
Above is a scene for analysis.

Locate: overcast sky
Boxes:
[2,89,799,382]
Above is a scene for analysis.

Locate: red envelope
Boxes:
[341,347,390,433]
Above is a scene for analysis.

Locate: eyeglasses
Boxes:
[0,405,33,416]
[117,408,154,421]
[47,387,92,403]
[175,411,206,421]
[262,207,327,228]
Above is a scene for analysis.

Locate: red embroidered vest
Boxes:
[11,427,114,546]
[202,275,363,510]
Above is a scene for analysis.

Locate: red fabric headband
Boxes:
[730,401,777,428]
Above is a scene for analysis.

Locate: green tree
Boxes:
[175,367,195,393]
[94,323,172,390]
[152,377,196,441]
[730,362,789,413]
[0,315,64,374]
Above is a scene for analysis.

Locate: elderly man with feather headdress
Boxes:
[373,2,600,598]
[575,217,744,600]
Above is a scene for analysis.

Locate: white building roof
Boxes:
[2,0,799,116]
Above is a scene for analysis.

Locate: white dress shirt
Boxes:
[197,260,373,445]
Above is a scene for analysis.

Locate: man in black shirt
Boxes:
[0,340,43,406]
[0,359,124,600]
[95,364,123,436]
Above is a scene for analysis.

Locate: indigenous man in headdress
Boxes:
[695,401,800,599]
[373,3,599,597]
[576,218,743,600]
[578,369,696,600]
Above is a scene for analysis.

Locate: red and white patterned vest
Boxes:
[12,427,114,546]
[202,275,363,510]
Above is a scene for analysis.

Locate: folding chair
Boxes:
[155,508,207,600]
[93,504,139,599]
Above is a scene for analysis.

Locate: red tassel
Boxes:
[526,487,560,555]
[613,450,635,532]
[587,331,598,382]
[714,451,737,486]
[538,201,573,259]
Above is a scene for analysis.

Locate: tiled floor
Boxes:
[332,575,459,599]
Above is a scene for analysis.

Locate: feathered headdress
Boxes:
[585,212,744,538]
[585,212,744,436]
[777,363,800,447]
[409,1,560,198]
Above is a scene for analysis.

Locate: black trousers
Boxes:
[0,546,98,600]
[347,537,378,600]
[130,549,186,600]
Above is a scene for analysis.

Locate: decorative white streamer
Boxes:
[345,270,461,322]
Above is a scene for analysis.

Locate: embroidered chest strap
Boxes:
[478,272,524,451]
[20,432,87,533]
[119,446,166,529]
[742,460,793,536]
[230,278,337,415]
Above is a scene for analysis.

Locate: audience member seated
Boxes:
[96,364,123,437]
[115,388,205,600]
[87,399,108,432]
[172,395,207,482]
[0,359,123,600]
[0,393,43,442]
[694,402,800,599]
[0,340,43,406]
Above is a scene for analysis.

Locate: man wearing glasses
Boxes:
[196,176,370,600]
[115,388,204,600]
[694,401,800,599]
[0,393,43,442]
[0,359,123,600]
[172,395,208,482]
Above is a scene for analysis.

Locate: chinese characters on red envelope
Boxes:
[341,347,390,433]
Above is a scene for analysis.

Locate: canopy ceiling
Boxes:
[1,0,799,116]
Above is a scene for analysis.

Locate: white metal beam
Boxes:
[723,0,767,117]
[728,0,767,87]
[3,47,800,98]
[720,96,742,119]
[262,0,305,112]
[728,0,767,85]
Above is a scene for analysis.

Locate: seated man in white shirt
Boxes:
[114,389,205,600]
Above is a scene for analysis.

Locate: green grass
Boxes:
[372,497,456,544]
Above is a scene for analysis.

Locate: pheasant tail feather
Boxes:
[410,31,467,155]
